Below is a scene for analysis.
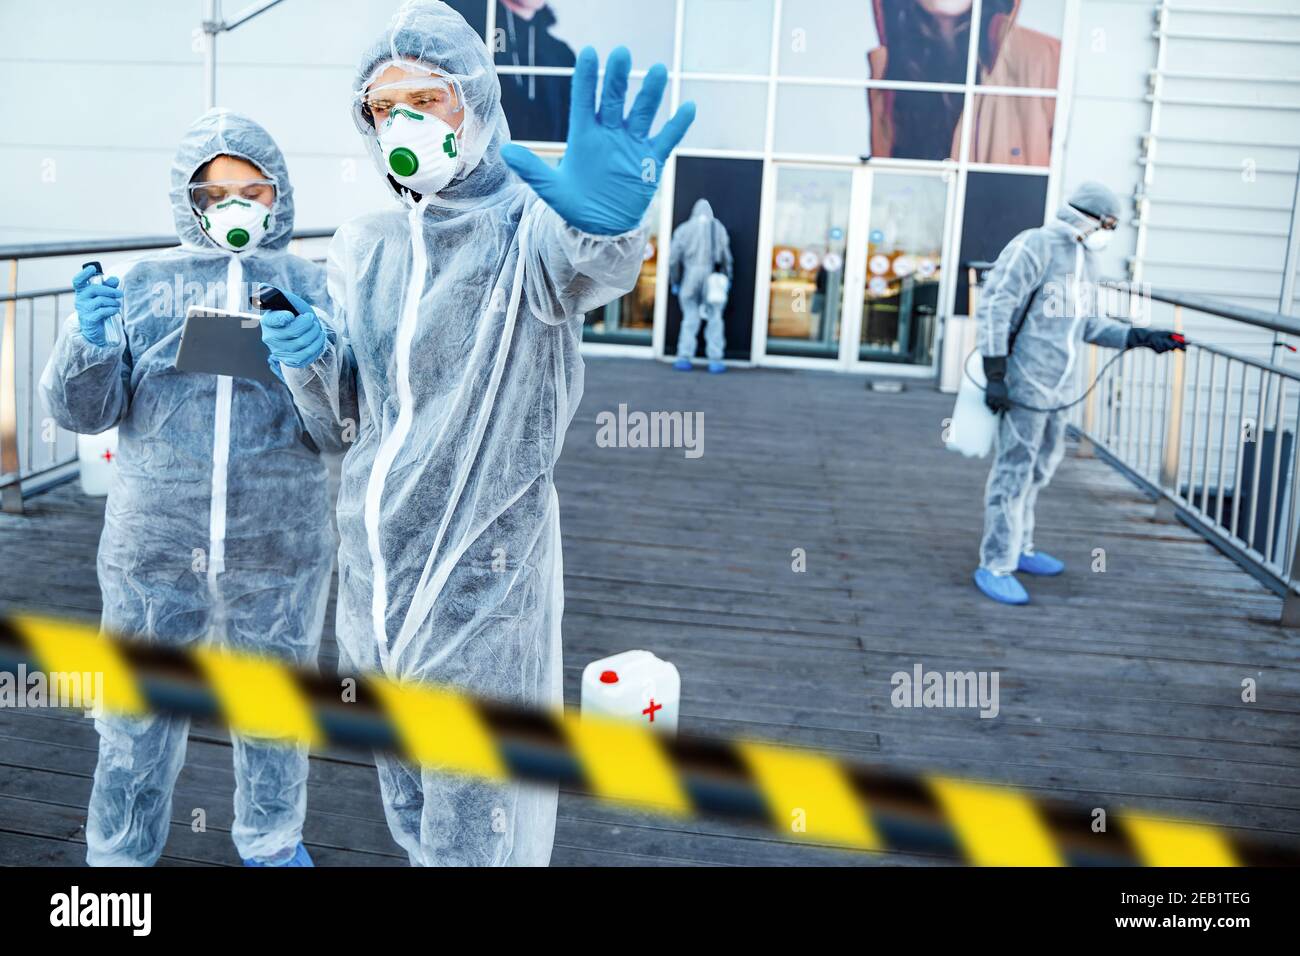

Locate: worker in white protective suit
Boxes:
[973,181,1184,606]
[670,198,733,373]
[41,110,332,867]
[259,0,695,865]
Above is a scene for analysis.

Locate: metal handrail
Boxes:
[1101,281,1300,338]
[967,262,1300,335]
[0,227,335,262]
[0,228,336,513]
[1,285,119,305]
[966,262,1300,626]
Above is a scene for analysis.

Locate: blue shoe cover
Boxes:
[673,358,693,371]
[244,842,314,867]
[1017,551,1064,576]
[707,361,726,374]
[973,568,1029,605]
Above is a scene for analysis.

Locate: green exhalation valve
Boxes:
[389,147,419,177]
[226,228,250,248]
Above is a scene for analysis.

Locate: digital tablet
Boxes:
[175,306,280,385]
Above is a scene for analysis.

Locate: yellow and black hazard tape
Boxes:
[1,611,1296,867]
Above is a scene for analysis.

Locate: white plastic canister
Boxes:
[945,351,999,458]
[77,428,118,497]
[580,650,680,735]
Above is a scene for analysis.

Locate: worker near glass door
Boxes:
[671,199,733,374]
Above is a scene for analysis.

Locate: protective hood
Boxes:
[169,108,294,252]
[691,198,714,220]
[1055,180,1120,236]
[354,0,512,204]
[1053,203,1095,236]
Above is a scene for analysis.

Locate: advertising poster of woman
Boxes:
[867,0,1062,164]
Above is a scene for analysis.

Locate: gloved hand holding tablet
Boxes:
[174,284,315,385]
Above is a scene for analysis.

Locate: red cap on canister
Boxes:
[599,670,619,684]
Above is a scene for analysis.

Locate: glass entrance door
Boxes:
[855,171,949,368]
[761,164,950,370]
[762,165,856,360]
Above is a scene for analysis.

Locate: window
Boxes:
[680,80,768,152]
[683,0,774,75]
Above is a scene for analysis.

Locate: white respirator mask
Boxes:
[1083,229,1113,252]
[377,106,462,196]
[200,197,272,253]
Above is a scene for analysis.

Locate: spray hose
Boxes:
[962,334,1189,415]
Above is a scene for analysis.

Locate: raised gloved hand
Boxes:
[72,265,123,348]
[1126,328,1186,353]
[983,355,1013,414]
[500,46,696,236]
[259,288,327,369]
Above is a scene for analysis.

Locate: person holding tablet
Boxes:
[40,109,333,867]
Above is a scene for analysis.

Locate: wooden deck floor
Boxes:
[2,356,1298,866]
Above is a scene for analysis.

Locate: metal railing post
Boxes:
[1,258,22,513]
[1156,305,1185,521]
[1077,344,1099,458]
[204,0,221,110]
[1282,537,1300,627]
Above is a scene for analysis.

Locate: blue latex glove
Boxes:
[259,288,326,370]
[500,46,695,236]
[671,284,680,296]
[72,265,123,347]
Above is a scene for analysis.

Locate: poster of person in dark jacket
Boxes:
[493,0,576,143]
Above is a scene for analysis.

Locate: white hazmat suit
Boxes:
[976,184,1131,574]
[283,1,646,865]
[40,110,332,865]
[670,199,733,362]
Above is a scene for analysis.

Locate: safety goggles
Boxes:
[1071,205,1119,231]
[352,75,464,133]
[189,179,276,212]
